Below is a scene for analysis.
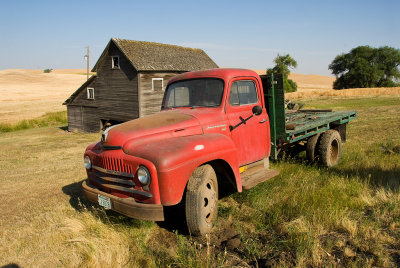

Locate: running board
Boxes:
[241,166,279,190]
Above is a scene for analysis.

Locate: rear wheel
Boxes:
[306,134,321,163]
[319,130,342,167]
[185,165,218,236]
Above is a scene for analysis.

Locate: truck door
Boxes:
[226,78,270,166]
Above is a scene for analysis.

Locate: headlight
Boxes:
[137,166,151,186]
[84,156,92,170]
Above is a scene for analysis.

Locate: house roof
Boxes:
[63,75,96,105]
[92,38,218,72]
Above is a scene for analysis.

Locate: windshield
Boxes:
[162,78,224,109]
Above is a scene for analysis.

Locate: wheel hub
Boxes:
[202,181,217,223]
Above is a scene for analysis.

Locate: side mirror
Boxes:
[252,105,263,116]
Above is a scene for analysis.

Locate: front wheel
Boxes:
[185,164,218,236]
[319,130,342,167]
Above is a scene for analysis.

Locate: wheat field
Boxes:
[0,69,89,123]
[1,69,399,125]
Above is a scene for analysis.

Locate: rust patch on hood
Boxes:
[113,111,193,133]
[103,111,202,147]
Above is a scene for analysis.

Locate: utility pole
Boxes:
[84,46,90,80]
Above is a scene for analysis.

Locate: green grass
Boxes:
[220,95,400,266]
[0,111,67,133]
[301,95,400,110]
[0,96,399,267]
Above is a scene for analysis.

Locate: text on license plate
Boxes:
[98,194,112,209]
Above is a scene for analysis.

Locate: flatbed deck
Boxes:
[284,110,357,143]
[261,73,357,159]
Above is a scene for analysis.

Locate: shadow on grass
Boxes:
[62,180,95,211]
[62,180,185,231]
[156,201,189,235]
[330,166,400,190]
[1,264,21,268]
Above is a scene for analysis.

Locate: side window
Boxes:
[112,56,119,68]
[229,80,258,106]
[87,87,94,99]
[152,78,164,91]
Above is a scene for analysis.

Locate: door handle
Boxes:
[259,119,267,123]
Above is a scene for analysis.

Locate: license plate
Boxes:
[98,194,112,209]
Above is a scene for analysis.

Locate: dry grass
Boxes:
[0,74,399,266]
[0,127,150,267]
[0,96,399,267]
[286,87,400,100]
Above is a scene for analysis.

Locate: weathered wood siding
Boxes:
[82,106,99,132]
[139,72,182,117]
[67,42,139,132]
[67,105,82,132]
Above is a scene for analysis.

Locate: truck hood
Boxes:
[103,111,203,150]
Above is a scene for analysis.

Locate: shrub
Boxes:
[267,54,298,93]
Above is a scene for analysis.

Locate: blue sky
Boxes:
[0,0,399,75]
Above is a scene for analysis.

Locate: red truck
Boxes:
[82,69,356,235]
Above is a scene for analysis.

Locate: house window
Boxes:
[87,87,94,99]
[112,56,119,68]
[152,78,164,91]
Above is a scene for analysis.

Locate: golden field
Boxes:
[0,69,89,123]
[1,69,399,124]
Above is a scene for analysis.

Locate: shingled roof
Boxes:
[92,38,218,72]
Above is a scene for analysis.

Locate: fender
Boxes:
[123,133,242,205]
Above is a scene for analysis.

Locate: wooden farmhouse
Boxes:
[63,38,218,132]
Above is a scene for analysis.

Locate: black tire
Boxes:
[319,130,342,167]
[185,164,218,236]
[306,134,321,163]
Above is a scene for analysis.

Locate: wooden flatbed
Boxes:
[284,110,357,143]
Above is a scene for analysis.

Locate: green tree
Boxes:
[267,54,298,92]
[329,46,400,89]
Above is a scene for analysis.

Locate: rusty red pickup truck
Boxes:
[82,68,356,235]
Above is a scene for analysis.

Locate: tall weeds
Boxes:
[0,111,67,132]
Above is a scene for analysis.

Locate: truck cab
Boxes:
[162,68,271,166]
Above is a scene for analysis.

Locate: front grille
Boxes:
[92,153,135,174]
[88,151,152,199]
[102,155,133,174]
